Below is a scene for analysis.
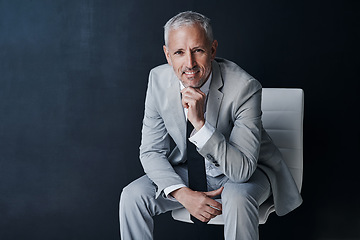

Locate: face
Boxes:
[163,24,218,88]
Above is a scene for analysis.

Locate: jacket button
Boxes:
[206,154,214,160]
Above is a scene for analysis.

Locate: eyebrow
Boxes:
[172,46,205,52]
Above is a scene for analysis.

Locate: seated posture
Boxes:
[119,11,302,240]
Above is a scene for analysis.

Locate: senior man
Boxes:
[119,11,302,240]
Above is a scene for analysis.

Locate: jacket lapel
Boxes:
[206,60,224,128]
[166,74,187,151]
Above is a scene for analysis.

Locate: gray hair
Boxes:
[164,11,213,46]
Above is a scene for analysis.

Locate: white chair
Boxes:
[172,88,304,225]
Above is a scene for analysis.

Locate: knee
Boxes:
[121,181,145,206]
[222,184,258,209]
[119,177,155,210]
[120,183,136,206]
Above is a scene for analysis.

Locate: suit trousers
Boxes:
[119,164,271,240]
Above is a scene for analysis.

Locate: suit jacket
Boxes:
[139,58,302,216]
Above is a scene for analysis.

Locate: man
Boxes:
[120,11,302,240]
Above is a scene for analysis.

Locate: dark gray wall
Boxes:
[0,0,359,239]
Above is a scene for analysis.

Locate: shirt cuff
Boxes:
[189,121,215,149]
[164,184,187,200]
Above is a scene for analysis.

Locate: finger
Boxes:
[200,207,221,222]
[191,210,209,223]
[181,86,196,93]
[199,212,213,222]
[193,205,219,222]
[198,213,211,223]
[181,94,193,103]
[181,88,206,106]
[208,199,222,211]
[181,97,189,108]
[181,92,195,108]
[181,87,206,98]
[205,186,224,198]
[205,205,222,216]
[181,95,199,111]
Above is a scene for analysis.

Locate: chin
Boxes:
[181,77,204,88]
[182,80,200,88]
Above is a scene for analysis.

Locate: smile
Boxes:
[183,70,200,75]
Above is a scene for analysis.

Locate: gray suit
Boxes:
[120,58,302,239]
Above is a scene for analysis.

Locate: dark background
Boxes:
[0,0,359,239]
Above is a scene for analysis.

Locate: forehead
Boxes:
[167,24,209,49]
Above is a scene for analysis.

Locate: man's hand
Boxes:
[181,87,206,131]
[171,186,223,223]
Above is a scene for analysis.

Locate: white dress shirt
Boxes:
[164,73,223,199]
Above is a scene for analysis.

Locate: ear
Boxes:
[163,45,172,66]
[210,40,218,60]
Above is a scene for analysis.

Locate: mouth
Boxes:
[182,69,200,78]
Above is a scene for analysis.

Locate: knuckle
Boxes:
[210,208,217,215]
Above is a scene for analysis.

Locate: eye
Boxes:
[194,48,205,53]
[174,50,184,55]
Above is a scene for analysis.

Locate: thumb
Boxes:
[205,186,224,198]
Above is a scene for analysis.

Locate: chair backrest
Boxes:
[261,88,304,191]
[171,88,304,225]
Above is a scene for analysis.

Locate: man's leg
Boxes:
[119,165,187,240]
[221,169,271,240]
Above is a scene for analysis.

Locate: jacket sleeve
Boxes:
[199,79,263,183]
[139,70,185,198]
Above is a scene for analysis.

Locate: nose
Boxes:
[185,51,196,69]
